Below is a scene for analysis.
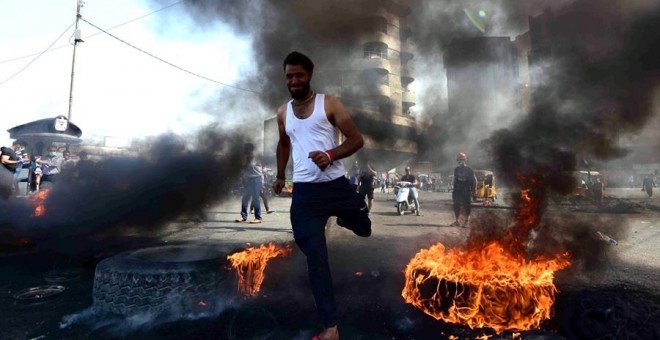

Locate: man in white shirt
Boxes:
[272,51,371,340]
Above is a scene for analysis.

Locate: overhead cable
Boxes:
[0,0,186,65]
[81,17,258,94]
[0,21,75,86]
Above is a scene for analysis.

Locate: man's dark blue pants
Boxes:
[290,176,371,328]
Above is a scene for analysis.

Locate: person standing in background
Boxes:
[358,162,377,213]
[451,152,477,227]
[1,140,25,199]
[235,143,264,224]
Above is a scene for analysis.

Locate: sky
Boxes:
[0,0,253,147]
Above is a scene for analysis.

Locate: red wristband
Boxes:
[325,150,335,162]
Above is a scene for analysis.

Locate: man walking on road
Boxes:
[272,51,371,340]
[235,143,264,224]
[451,152,477,227]
[642,174,656,198]
[358,162,377,214]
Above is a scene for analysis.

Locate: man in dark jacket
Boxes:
[451,152,477,227]
[642,175,656,198]
[1,140,25,199]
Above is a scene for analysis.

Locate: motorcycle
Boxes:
[394,181,418,216]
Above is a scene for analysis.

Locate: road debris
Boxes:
[597,231,618,246]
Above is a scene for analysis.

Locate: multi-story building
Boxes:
[264,1,418,171]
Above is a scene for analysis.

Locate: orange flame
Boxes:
[403,175,571,333]
[29,189,49,217]
[227,242,291,297]
[402,242,570,333]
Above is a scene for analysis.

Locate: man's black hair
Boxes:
[12,140,26,146]
[283,51,314,73]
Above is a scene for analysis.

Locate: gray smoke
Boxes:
[486,0,660,188]
[170,0,386,106]
[163,0,658,172]
[159,0,424,168]
[410,0,577,169]
[0,127,251,255]
[157,0,659,258]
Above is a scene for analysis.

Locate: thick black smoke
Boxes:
[174,0,388,107]
[162,0,431,169]
[487,1,660,190]
[409,0,575,168]
[476,0,660,268]
[161,0,659,259]
[0,127,250,255]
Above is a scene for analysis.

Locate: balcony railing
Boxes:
[357,56,391,73]
[361,32,399,51]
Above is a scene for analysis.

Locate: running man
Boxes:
[272,51,371,340]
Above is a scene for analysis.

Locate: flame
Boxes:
[227,242,291,297]
[29,189,49,217]
[402,242,570,333]
[402,176,571,333]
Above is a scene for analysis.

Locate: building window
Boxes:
[364,42,388,59]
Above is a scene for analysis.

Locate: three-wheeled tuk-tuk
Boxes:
[474,169,497,203]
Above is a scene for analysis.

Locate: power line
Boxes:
[0,0,186,65]
[80,17,259,94]
[0,21,75,86]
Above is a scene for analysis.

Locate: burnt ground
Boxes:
[1,188,659,339]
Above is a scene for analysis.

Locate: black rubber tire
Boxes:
[93,245,231,317]
[397,202,405,215]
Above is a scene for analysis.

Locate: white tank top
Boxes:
[285,93,345,183]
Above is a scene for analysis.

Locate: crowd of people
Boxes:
[0,140,95,200]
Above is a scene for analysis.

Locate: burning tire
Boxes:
[93,245,231,317]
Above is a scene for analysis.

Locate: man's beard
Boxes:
[288,83,311,100]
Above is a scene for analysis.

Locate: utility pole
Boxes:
[67,0,84,122]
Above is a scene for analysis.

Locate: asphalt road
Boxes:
[164,187,660,290]
[1,187,658,339]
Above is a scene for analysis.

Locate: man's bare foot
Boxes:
[314,325,339,340]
